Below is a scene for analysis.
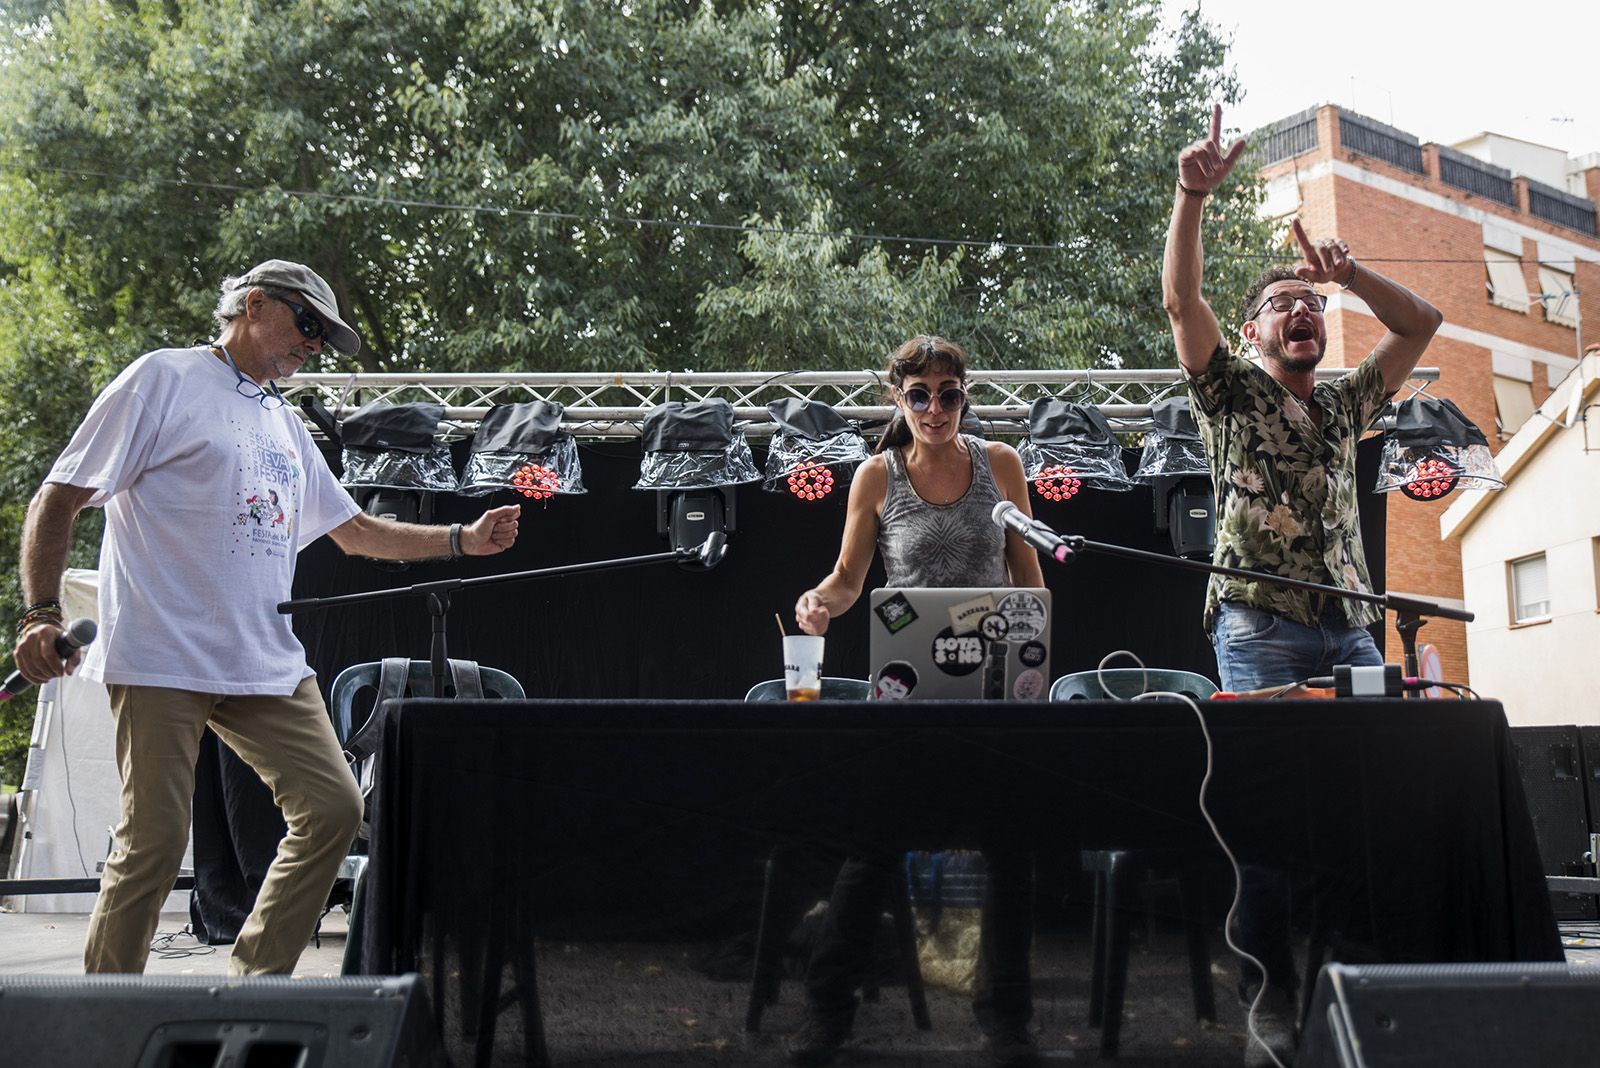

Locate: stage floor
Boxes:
[4,908,1600,1066]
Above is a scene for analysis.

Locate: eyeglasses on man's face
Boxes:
[1251,290,1328,319]
[269,294,329,343]
[900,385,967,413]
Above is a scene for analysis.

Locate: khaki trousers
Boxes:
[85,676,363,975]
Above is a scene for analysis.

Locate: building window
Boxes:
[1485,247,1528,311]
[1493,374,1536,436]
[1537,265,1579,328]
[1509,553,1550,624]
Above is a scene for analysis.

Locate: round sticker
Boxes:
[979,612,1010,643]
[996,592,1047,642]
[1011,668,1045,701]
[931,626,986,676]
[1018,640,1047,669]
[875,661,919,701]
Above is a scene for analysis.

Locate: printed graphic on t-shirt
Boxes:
[230,420,301,558]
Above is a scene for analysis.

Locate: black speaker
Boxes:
[1299,962,1600,1067]
[1510,725,1595,920]
[1152,475,1215,561]
[0,974,441,1068]
[1578,726,1600,832]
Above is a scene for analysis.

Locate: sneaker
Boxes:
[982,1025,1039,1068]
[1243,987,1297,1068]
[787,1012,853,1067]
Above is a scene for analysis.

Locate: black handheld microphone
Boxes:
[1,617,98,701]
[991,500,1074,563]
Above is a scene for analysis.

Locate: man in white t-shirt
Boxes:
[10,260,522,976]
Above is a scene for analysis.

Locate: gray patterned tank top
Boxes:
[878,435,1008,588]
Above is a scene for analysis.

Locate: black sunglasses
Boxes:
[269,295,329,342]
[900,385,967,413]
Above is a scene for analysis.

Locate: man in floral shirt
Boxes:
[1160,107,1442,1066]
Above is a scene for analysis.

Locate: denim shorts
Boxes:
[1212,601,1382,692]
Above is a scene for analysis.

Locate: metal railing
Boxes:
[1338,110,1423,175]
[1253,107,1319,167]
[1437,146,1515,207]
[279,366,1441,439]
[1527,180,1598,236]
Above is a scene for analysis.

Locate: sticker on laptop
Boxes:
[931,627,985,675]
[874,592,919,633]
[875,661,919,701]
[1018,640,1048,669]
[978,612,1010,643]
[996,592,1047,642]
[947,593,998,635]
[1012,668,1046,701]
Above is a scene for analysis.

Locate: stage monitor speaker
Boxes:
[1299,962,1600,1068]
[1509,725,1595,921]
[0,973,441,1068]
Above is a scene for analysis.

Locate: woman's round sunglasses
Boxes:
[899,385,967,413]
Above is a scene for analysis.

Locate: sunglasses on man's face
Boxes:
[900,385,967,413]
[269,295,329,342]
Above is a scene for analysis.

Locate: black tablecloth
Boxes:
[358,698,1560,1064]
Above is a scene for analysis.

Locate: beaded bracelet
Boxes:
[17,601,65,635]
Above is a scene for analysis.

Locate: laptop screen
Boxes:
[867,587,1052,701]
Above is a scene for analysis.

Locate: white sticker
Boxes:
[947,593,998,635]
[996,591,1047,642]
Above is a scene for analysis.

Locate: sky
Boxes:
[1161,2,1600,162]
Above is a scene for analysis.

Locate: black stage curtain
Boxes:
[288,438,1388,699]
[358,697,1559,1067]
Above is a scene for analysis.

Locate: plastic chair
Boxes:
[330,658,525,979]
[741,678,931,1035]
[742,676,871,702]
[1049,667,1217,702]
[1051,667,1218,1058]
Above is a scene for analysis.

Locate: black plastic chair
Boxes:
[742,678,931,1035]
[1053,669,1219,1058]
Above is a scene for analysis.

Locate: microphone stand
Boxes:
[1042,533,1472,696]
[278,536,726,697]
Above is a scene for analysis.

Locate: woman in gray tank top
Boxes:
[788,336,1046,1068]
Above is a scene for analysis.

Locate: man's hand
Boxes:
[460,504,521,556]
[1292,219,1357,287]
[10,622,81,687]
[1177,104,1247,195]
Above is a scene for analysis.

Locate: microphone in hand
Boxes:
[990,500,1075,563]
[1,618,97,701]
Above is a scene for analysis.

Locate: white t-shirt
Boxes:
[47,346,361,694]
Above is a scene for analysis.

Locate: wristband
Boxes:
[449,523,463,559]
[1177,180,1209,199]
[1339,258,1359,290]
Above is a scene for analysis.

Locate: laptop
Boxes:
[867,587,1052,701]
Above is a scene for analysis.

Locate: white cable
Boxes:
[1095,650,1291,1068]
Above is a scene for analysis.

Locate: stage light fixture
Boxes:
[761,397,870,502]
[1017,398,1134,499]
[338,401,456,570]
[635,399,760,567]
[457,401,585,501]
[1134,397,1216,561]
[1374,396,1503,502]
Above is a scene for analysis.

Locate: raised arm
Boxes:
[1162,104,1247,376]
[1290,219,1443,395]
[794,455,886,636]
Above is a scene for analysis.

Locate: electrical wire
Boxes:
[3,162,1584,267]
[1093,650,1292,1068]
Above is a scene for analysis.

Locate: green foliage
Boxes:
[0,0,1275,778]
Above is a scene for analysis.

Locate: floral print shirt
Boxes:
[1187,343,1390,633]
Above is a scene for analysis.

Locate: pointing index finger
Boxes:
[1292,218,1318,264]
[1210,104,1222,146]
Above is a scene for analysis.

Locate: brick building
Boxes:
[1250,105,1600,685]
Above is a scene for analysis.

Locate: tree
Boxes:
[0,0,1273,780]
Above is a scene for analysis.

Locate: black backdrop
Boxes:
[290,436,1388,697]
